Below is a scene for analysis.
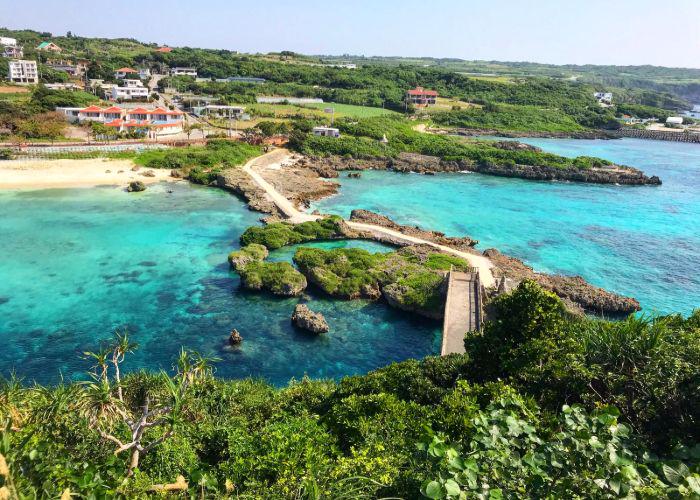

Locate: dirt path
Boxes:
[241,149,495,287]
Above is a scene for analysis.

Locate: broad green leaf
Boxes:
[424,480,444,499]
[489,489,503,499]
[686,475,700,494]
[444,479,461,497]
[662,464,683,485]
[609,473,621,494]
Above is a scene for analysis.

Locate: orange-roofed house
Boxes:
[55,104,184,137]
[406,87,438,107]
[114,67,139,79]
[156,46,172,53]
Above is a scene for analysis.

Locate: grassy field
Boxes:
[416,97,480,115]
[244,102,397,121]
[301,101,398,118]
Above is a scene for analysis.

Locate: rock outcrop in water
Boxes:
[127,181,146,192]
[291,304,329,333]
[238,261,307,297]
[229,329,243,345]
[300,150,661,185]
[228,244,269,271]
[483,248,640,315]
[455,160,662,186]
[350,209,478,248]
[216,169,283,216]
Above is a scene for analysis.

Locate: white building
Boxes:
[0,37,17,47]
[195,104,246,119]
[330,62,357,69]
[666,116,684,127]
[170,67,197,77]
[55,105,185,136]
[257,96,324,104]
[111,85,149,101]
[122,79,144,88]
[312,126,340,138]
[138,68,151,79]
[594,92,613,105]
[44,82,81,91]
[7,59,38,84]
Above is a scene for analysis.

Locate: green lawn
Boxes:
[301,102,399,118]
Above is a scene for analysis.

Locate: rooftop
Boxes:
[407,87,438,96]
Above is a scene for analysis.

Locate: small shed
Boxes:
[312,126,340,138]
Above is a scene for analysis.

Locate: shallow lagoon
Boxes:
[0,183,440,384]
[313,138,700,315]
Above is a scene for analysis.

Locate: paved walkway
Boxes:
[441,271,482,355]
[241,149,495,287]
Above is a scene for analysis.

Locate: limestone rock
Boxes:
[228,244,269,271]
[291,304,329,334]
[127,181,146,192]
[142,170,156,178]
[229,329,243,345]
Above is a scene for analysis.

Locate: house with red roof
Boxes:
[54,105,185,137]
[114,67,139,79]
[155,46,172,53]
[406,86,438,107]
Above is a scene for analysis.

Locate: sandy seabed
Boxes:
[0,158,177,189]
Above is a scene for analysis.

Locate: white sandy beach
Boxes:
[0,158,177,189]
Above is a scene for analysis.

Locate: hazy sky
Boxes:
[3,0,700,67]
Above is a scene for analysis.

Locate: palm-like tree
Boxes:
[78,331,215,476]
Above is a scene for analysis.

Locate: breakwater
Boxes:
[611,128,700,143]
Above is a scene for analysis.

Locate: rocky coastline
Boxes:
[349,209,478,248]
[218,153,642,317]
[299,152,661,186]
[348,210,640,316]
[431,127,616,140]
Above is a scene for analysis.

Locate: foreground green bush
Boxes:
[292,246,467,316]
[296,116,616,170]
[464,279,700,450]
[239,217,346,249]
[237,261,307,296]
[1,350,697,498]
[134,140,261,184]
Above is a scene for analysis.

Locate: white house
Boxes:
[170,67,197,77]
[0,37,17,47]
[7,59,38,84]
[138,68,151,79]
[45,82,81,91]
[666,116,684,127]
[312,126,340,138]
[594,92,613,105]
[110,85,149,101]
[55,107,83,122]
[195,104,246,119]
[122,79,144,88]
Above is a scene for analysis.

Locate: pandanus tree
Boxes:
[80,332,215,477]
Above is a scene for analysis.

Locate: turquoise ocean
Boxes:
[0,183,438,384]
[313,138,700,316]
[1,137,698,383]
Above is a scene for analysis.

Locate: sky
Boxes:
[2,0,700,68]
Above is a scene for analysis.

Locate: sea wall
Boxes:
[610,128,700,143]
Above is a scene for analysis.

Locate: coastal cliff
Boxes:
[300,151,661,186]
[348,211,641,316]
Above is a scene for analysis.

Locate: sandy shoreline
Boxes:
[0,158,177,189]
